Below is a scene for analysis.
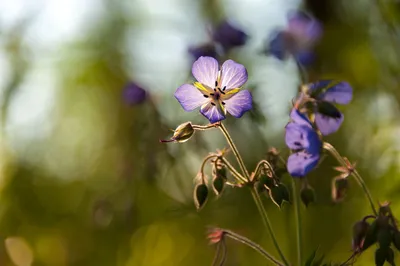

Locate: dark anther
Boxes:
[300,133,304,140]
[217,88,225,94]
[210,93,214,96]
[222,101,225,105]
[211,102,216,106]
[223,86,226,91]
[215,81,218,87]
[294,141,301,146]
[213,88,216,92]
[203,95,209,98]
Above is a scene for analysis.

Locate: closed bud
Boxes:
[300,184,316,207]
[160,122,195,143]
[392,230,400,251]
[375,247,395,266]
[212,175,225,196]
[256,174,275,193]
[332,177,348,202]
[352,220,370,251]
[362,220,378,251]
[268,183,290,208]
[194,183,208,210]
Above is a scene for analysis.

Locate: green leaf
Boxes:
[194,183,208,210]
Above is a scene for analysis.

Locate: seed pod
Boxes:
[211,158,227,196]
[212,175,225,196]
[194,183,208,210]
[352,220,370,251]
[300,184,316,207]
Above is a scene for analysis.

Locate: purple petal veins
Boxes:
[220,60,248,90]
[192,56,219,88]
[200,102,226,123]
[175,84,209,111]
[224,90,252,118]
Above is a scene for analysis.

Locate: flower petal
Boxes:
[213,20,247,49]
[288,11,322,46]
[175,84,208,111]
[285,122,321,154]
[224,90,252,118]
[319,82,353,105]
[309,80,353,104]
[220,59,248,90]
[287,152,320,177]
[200,102,226,123]
[268,31,289,60]
[289,108,312,127]
[192,56,219,88]
[315,112,344,136]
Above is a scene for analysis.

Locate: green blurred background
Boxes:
[1,0,400,265]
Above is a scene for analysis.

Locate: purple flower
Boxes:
[213,20,248,51]
[175,56,252,123]
[123,82,147,105]
[188,44,218,60]
[285,109,322,177]
[267,11,322,65]
[307,80,353,135]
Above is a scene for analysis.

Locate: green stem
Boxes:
[292,179,303,266]
[192,123,219,131]
[220,228,285,266]
[323,142,378,215]
[220,157,247,183]
[253,159,276,179]
[251,188,290,266]
[218,123,250,180]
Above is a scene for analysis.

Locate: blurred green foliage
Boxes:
[1,0,400,265]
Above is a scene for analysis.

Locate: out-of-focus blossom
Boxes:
[188,20,247,60]
[175,56,252,123]
[122,82,147,105]
[305,80,353,135]
[213,20,248,51]
[267,11,322,66]
[285,108,322,177]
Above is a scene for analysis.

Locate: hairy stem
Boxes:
[218,123,250,180]
[250,188,290,266]
[292,179,303,266]
[323,142,378,215]
[219,228,285,266]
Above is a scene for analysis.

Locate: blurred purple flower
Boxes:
[285,108,322,177]
[175,56,252,123]
[123,82,147,105]
[188,44,218,60]
[307,80,353,135]
[267,11,322,65]
[213,20,248,50]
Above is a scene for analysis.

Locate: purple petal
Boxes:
[200,102,226,123]
[289,108,312,127]
[213,20,247,50]
[319,82,353,105]
[220,59,248,90]
[288,11,322,46]
[224,90,252,118]
[285,122,321,154]
[315,112,344,136]
[175,84,208,111]
[123,82,147,105]
[294,50,315,66]
[267,31,289,60]
[188,44,217,60]
[287,152,320,177]
[192,56,219,88]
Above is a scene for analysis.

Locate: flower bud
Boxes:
[300,184,316,207]
[194,183,208,210]
[375,247,394,266]
[161,122,195,143]
[268,183,290,208]
[352,220,369,251]
[392,230,400,251]
[362,220,378,251]
[212,175,225,196]
[256,174,275,193]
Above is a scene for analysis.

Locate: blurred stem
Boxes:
[218,123,249,180]
[200,154,218,183]
[219,228,285,266]
[220,157,247,183]
[193,123,219,131]
[291,179,303,266]
[250,188,290,266]
[296,60,309,85]
[253,160,275,180]
[323,142,378,215]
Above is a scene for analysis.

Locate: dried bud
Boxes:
[352,220,370,251]
[194,183,208,210]
[268,183,290,208]
[212,175,225,196]
[332,177,348,202]
[160,122,195,143]
[300,184,316,207]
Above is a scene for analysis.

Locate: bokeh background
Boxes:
[1,0,400,265]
